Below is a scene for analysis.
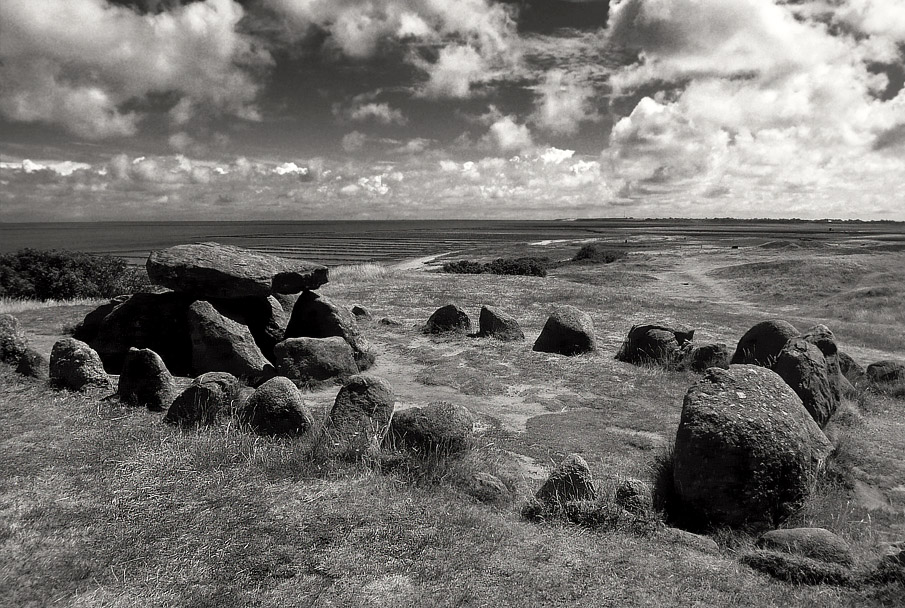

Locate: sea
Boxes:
[1,219,902,266]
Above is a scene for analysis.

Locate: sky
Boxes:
[0,0,904,221]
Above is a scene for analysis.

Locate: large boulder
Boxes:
[49,338,112,391]
[535,453,597,506]
[284,291,373,370]
[164,372,239,426]
[0,313,28,364]
[146,242,328,299]
[118,347,177,411]
[72,295,129,343]
[615,323,694,367]
[187,300,271,380]
[677,343,731,372]
[208,295,292,362]
[423,304,471,334]
[273,337,358,383]
[237,376,313,436]
[757,528,853,567]
[772,338,838,428]
[801,324,845,404]
[730,320,799,367]
[390,401,475,454]
[477,306,524,341]
[533,306,596,356]
[673,365,833,529]
[88,292,194,375]
[16,348,48,380]
[866,360,905,385]
[327,375,396,444]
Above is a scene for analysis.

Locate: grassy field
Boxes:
[1,231,904,606]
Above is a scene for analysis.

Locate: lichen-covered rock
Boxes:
[773,338,838,428]
[327,375,396,444]
[273,336,358,383]
[423,304,471,334]
[15,348,47,379]
[0,313,28,364]
[164,372,239,426]
[535,453,597,506]
[118,347,177,411]
[147,242,328,298]
[533,306,596,356]
[237,376,313,436]
[614,478,654,516]
[187,300,271,380]
[390,401,475,453]
[477,306,524,341]
[731,320,799,367]
[284,291,374,370]
[673,365,833,529]
[801,324,845,404]
[677,342,731,372]
[757,528,853,566]
[49,338,112,391]
[615,323,694,367]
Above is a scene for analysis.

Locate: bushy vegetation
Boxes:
[572,243,628,264]
[0,249,151,301]
[443,256,550,277]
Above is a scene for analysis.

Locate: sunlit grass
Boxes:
[0,296,105,314]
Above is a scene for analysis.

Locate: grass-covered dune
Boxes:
[1,237,904,606]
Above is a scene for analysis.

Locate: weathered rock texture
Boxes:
[866,360,905,385]
[208,295,292,362]
[838,351,866,387]
[773,338,838,428]
[477,305,524,341]
[187,300,270,379]
[49,338,112,391]
[615,479,654,516]
[118,347,177,410]
[164,372,239,426]
[801,324,845,403]
[391,401,475,453]
[615,323,694,367]
[0,313,28,364]
[238,376,313,436]
[533,306,596,356]
[423,304,471,334]
[327,375,396,443]
[535,453,597,505]
[15,348,48,379]
[285,291,373,370]
[677,343,731,372]
[673,365,833,529]
[72,296,128,343]
[273,337,358,383]
[731,320,799,367]
[147,242,328,299]
[458,471,509,504]
[757,528,853,567]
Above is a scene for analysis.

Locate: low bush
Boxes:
[572,243,628,264]
[0,249,152,301]
[442,256,549,277]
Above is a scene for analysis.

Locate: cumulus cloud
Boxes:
[342,130,368,152]
[531,69,600,135]
[416,44,489,98]
[335,99,408,125]
[0,0,269,139]
[485,115,534,152]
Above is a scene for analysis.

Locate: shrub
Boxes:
[442,257,549,277]
[442,260,486,274]
[573,243,628,264]
[0,249,153,301]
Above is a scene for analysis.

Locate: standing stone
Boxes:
[731,320,799,367]
[147,242,328,299]
[49,338,112,391]
[423,304,471,334]
[0,313,28,364]
[477,306,524,341]
[535,453,597,506]
[16,348,48,380]
[284,291,374,370]
[390,401,475,453]
[327,375,396,444]
[615,479,654,515]
[238,376,313,436]
[187,300,271,380]
[673,365,832,529]
[838,351,866,387]
[164,372,239,426]
[72,295,128,343]
[208,295,292,362]
[273,337,358,383]
[615,323,694,367]
[118,347,177,411]
[773,338,838,428]
[801,324,845,404]
[533,306,596,356]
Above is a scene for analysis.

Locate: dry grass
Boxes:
[0,296,104,314]
[329,262,402,283]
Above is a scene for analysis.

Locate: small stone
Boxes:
[164,372,239,426]
[533,306,596,356]
[15,348,47,379]
[423,304,471,334]
[118,347,177,411]
[535,453,597,506]
[238,376,313,436]
[49,338,111,391]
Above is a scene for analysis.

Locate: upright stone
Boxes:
[273,336,358,383]
[187,300,271,380]
[49,338,112,391]
[16,348,48,379]
[284,291,374,370]
[801,324,844,404]
[615,323,694,367]
[147,242,328,299]
[118,347,177,411]
[238,376,313,436]
[773,338,838,428]
[731,320,798,367]
[673,365,832,529]
[535,453,597,506]
[423,304,471,334]
[328,375,396,444]
[477,306,524,341]
[0,313,28,364]
[533,306,596,356]
[164,372,239,426]
[677,343,731,372]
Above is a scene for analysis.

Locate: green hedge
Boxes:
[443,256,550,277]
